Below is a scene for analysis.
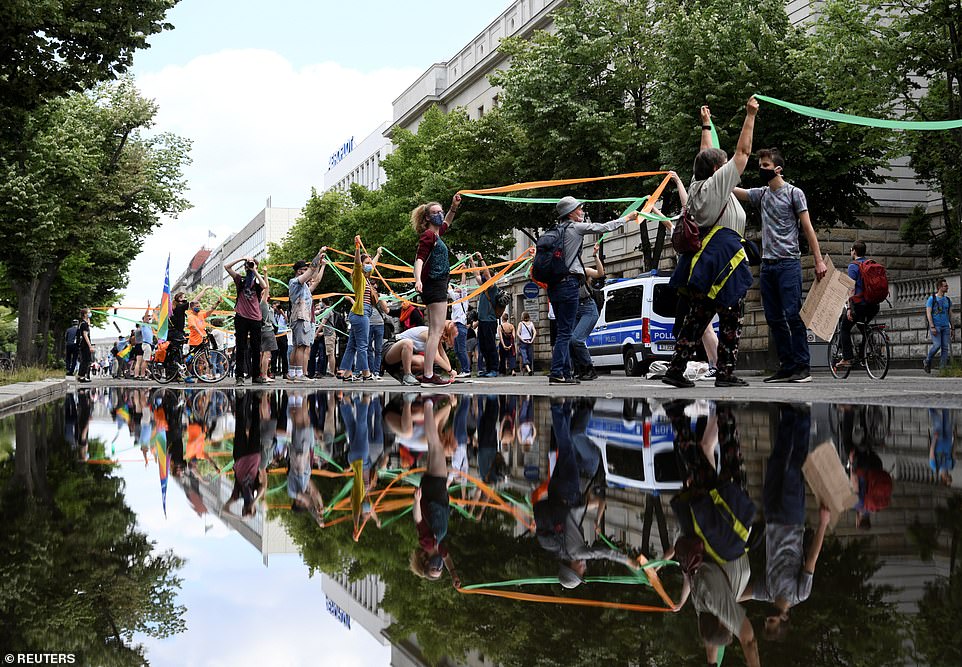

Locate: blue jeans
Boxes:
[455,322,470,372]
[760,259,809,372]
[570,298,599,370]
[927,326,951,368]
[339,306,371,374]
[547,277,580,378]
[764,405,810,525]
[518,341,534,370]
[367,323,384,375]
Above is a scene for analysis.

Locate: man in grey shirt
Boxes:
[735,149,827,383]
[546,197,638,384]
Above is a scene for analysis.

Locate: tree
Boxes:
[0,79,191,366]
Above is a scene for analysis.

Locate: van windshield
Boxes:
[652,284,677,318]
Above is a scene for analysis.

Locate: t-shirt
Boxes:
[141,322,154,346]
[77,321,90,346]
[518,320,535,343]
[188,310,213,346]
[416,222,450,280]
[847,258,866,300]
[752,524,813,608]
[477,286,499,323]
[233,275,263,322]
[288,277,313,322]
[170,302,188,340]
[449,286,469,325]
[691,553,751,637]
[688,159,747,236]
[275,313,288,334]
[928,294,952,329]
[747,183,808,260]
[397,326,428,353]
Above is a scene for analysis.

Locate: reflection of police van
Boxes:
[586,271,715,375]
[585,399,682,492]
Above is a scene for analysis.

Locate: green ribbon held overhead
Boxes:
[756,94,962,131]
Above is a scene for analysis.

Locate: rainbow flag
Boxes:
[156,254,172,341]
[153,431,169,518]
[117,344,132,360]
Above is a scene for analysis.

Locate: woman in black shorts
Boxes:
[411,194,461,387]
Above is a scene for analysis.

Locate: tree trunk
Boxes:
[35,264,58,365]
[13,277,40,367]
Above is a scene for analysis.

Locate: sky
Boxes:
[101,0,513,336]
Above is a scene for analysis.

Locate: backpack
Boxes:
[671,482,756,565]
[485,287,510,318]
[154,340,170,363]
[531,222,575,288]
[856,259,889,305]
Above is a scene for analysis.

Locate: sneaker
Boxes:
[715,375,749,387]
[923,358,932,374]
[548,376,579,385]
[578,368,599,381]
[661,372,695,389]
[763,369,794,383]
[345,374,361,383]
[420,374,451,388]
[373,374,383,381]
[481,371,499,378]
[252,376,268,385]
[456,371,471,378]
[788,368,812,383]
[698,367,718,381]
[401,373,420,386]
[362,374,377,382]
[235,377,246,386]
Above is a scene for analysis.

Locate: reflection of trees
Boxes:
[910,494,962,667]
[0,403,186,666]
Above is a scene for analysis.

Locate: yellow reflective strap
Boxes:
[691,508,727,565]
[709,488,749,542]
[688,225,725,282]
[706,249,748,300]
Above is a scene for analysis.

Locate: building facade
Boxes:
[323,122,393,193]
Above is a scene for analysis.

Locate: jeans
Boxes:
[760,259,809,372]
[234,315,261,379]
[764,405,810,525]
[272,333,288,377]
[454,322,470,372]
[339,306,371,374]
[547,277,580,378]
[570,298,599,370]
[926,326,951,369]
[840,302,879,360]
[518,341,534,370]
[368,323,384,375]
[65,344,78,375]
[308,336,324,376]
[478,320,499,374]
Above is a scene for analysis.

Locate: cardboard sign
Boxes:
[800,256,856,342]
[802,441,857,530]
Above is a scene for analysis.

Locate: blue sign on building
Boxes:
[523,282,540,299]
[325,596,352,629]
[329,137,355,169]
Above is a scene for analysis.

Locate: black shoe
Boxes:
[549,376,579,385]
[578,368,599,381]
[763,369,794,383]
[923,358,932,374]
[661,372,694,389]
[788,368,812,383]
[252,377,268,385]
[715,375,749,387]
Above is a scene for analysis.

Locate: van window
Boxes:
[605,286,643,323]
[652,284,677,318]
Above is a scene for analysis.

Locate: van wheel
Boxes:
[623,348,642,376]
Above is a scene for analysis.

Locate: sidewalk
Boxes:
[0,378,69,418]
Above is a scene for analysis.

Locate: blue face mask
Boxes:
[429,212,444,226]
[362,264,374,274]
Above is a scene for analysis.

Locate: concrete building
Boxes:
[171,247,211,296]
[323,122,393,193]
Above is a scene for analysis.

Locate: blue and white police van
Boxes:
[586,271,715,375]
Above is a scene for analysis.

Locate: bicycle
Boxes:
[147,336,230,384]
[828,308,891,379]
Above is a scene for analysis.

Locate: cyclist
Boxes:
[167,291,190,379]
[187,286,222,355]
[838,241,880,368]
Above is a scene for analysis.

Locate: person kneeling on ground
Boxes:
[382,322,457,385]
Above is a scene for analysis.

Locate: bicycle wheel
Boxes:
[828,330,851,379]
[864,327,890,380]
[191,348,229,383]
[148,359,176,384]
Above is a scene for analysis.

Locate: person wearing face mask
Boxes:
[187,286,222,355]
[412,194,462,387]
[338,236,379,381]
[734,148,827,384]
[287,246,327,381]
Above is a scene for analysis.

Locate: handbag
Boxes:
[671,201,729,254]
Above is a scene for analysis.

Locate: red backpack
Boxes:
[856,259,889,305]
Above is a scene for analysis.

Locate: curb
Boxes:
[0,378,70,418]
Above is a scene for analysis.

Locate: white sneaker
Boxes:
[401,373,419,386]
[456,371,471,378]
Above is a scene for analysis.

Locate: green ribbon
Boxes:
[756,93,962,130]
[709,119,720,149]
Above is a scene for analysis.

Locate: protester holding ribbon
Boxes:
[412,194,461,387]
[338,236,377,381]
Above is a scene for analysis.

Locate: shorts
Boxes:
[141,343,153,358]
[419,474,450,510]
[261,328,278,352]
[420,276,449,305]
[133,344,144,358]
[291,320,314,347]
[466,338,478,355]
[324,337,335,357]
[381,340,403,380]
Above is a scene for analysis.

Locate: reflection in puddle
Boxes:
[2,388,961,666]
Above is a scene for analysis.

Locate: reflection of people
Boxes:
[410,397,460,587]
[929,408,955,486]
[533,399,638,588]
[838,406,893,529]
[748,405,829,641]
[342,393,386,535]
[288,391,323,524]
[224,391,267,517]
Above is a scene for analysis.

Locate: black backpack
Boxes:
[531,222,575,288]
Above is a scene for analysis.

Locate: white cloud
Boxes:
[96,49,419,335]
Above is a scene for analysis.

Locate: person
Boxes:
[272,301,289,379]
[367,278,388,379]
[662,97,759,389]
[187,286,220,354]
[471,254,501,378]
[547,197,639,384]
[167,291,190,379]
[76,309,94,383]
[498,312,517,375]
[338,237,378,381]
[924,276,953,373]
[449,271,472,377]
[466,312,479,374]
[223,390,268,518]
[748,404,830,642]
[224,256,267,385]
[929,408,955,486]
[571,242,606,381]
[65,319,79,376]
[517,311,537,376]
[382,321,457,385]
[287,247,327,381]
[258,280,277,382]
[734,148,826,383]
[307,317,325,379]
[412,194,462,387]
[410,395,461,587]
[133,305,156,380]
[838,241,882,369]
